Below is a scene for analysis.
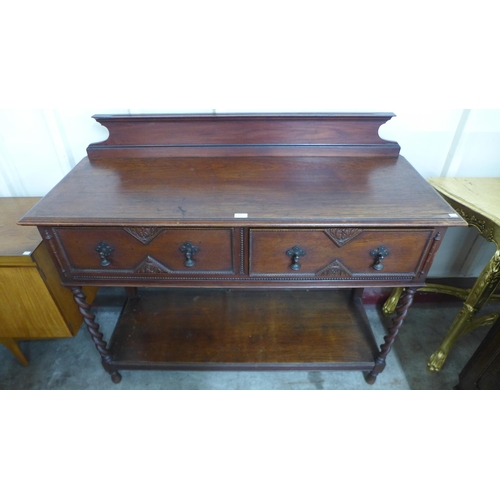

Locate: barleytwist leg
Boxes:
[71,287,122,383]
[366,287,417,384]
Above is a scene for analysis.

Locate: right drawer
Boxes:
[249,228,435,278]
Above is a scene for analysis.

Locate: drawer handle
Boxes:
[286,245,306,271]
[180,242,199,267]
[370,246,389,271]
[95,241,114,267]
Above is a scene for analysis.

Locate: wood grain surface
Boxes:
[108,288,378,369]
[428,177,500,227]
[0,197,41,257]
[15,114,468,381]
[20,156,464,227]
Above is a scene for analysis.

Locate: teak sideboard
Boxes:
[19,113,466,384]
[0,197,96,365]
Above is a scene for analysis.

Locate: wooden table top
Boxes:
[427,177,500,228]
[19,156,465,228]
[0,197,41,257]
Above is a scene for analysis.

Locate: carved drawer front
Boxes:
[249,228,434,278]
[53,227,235,274]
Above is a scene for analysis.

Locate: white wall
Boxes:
[4,108,499,194]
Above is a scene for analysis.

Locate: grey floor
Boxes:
[0,288,494,390]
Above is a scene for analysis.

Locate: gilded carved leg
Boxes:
[382,287,404,316]
[366,287,417,385]
[462,312,500,335]
[428,250,500,372]
[71,286,122,384]
[0,338,29,366]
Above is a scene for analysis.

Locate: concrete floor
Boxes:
[0,288,493,390]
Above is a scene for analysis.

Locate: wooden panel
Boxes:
[0,266,70,339]
[108,288,378,368]
[32,241,97,335]
[88,113,400,158]
[0,197,96,346]
[0,197,41,257]
[54,227,234,274]
[19,156,466,228]
[250,229,433,276]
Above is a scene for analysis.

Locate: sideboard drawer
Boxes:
[249,228,434,278]
[53,227,235,274]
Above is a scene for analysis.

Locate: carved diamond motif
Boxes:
[134,256,171,274]
[124,227,164,245]
[324,228,363,247]
[316,259,353,278]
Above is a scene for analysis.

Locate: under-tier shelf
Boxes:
[107,288,379,371]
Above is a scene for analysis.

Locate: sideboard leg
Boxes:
[366,287,417,384]
[71,286,122,384]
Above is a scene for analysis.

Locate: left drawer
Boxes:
[50,227,235,275]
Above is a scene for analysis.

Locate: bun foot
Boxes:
[111,371,122,384]
[365,372,378,385]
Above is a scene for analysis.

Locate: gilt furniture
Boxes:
[0,197,96,365]
[427,178,500,372]
[383,177,500,372]
[19,113,465,384]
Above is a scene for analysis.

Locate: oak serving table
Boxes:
[19,113,465,384]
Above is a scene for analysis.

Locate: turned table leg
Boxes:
[428,249,500,372]
[366,287,417,384]
[71,286,122,383]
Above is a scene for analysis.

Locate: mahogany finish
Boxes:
[109,289,378,370]
[88,113,401,158]
[21,156,460,228]
[54,227,235,274]
[19,113,466,384]
[366,287,417,383]
[249,228,434,277]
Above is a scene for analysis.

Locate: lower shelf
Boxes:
[107,288,380,371]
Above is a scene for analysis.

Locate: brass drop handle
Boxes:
[286,245,306,271]
[370,246,389,271]
[95,241,114,267]
[180,242,199,267]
